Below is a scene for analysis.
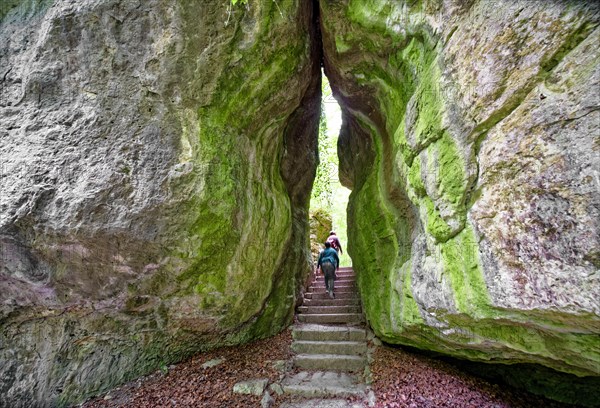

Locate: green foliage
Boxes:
[230,0,248,5]
[310,73,352,266]
[330,186,352,267]
[310,79,337,210]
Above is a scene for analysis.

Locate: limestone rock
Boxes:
[269,382,285,396]
[309,208,333,264]
[261,390,276,408]
[201,358,225,369]
[0,0,320,406]
[321,0,600,384]
[2,0,599,406]
[232,379,269,396]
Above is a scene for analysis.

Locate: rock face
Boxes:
[2,0,599,406]
[0,1,320,406]
[309,208,332,263]
[321,0,599,389]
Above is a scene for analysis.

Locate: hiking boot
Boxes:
[328,290,334,299]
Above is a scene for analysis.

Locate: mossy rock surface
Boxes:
[0,0,319,406]
[321,0,600,393]
[1,0,600,406]
[309,207,333,263]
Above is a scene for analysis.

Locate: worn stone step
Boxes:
[317,269,354,275]
[281,371,367,399]
[314,278,355,285]
[314,281,355,286]
[316,270,354,276]
[293,324,366,342]
[280,399,363,408]
[298,305,361,314]
[313,272,356,282]
[312,278,355,285]
[308,282,358,293]
[306,282,358,296]
[305,292,358,300]
[294,354,366,372]
[315,269,354,275]
[297,313,364,324]
[302,298,361,307]
[292,340,367,356]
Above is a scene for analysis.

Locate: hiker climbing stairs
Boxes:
[297,284,364,324]
[280,267,375,406]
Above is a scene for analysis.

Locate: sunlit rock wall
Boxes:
[321,0,599,388]
[0,0,319,406]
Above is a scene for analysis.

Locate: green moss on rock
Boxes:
[322,0,600,392]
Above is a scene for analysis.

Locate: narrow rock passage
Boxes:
[280,267,376,408]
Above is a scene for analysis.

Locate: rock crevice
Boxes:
[1,1,599,407]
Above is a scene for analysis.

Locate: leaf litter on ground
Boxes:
[81,328,580,408]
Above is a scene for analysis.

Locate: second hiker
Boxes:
[326,231,343,255]
[317,241,340,299]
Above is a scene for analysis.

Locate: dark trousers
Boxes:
[322,261,336,293]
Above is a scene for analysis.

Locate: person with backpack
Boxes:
[326,231,343,255]
[317,241,340,299]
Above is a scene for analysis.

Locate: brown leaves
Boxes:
[82,329,293,408]
[370,346,575,408]
[79,332,575,408]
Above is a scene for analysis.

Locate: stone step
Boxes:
[317,269,353,275]
[314,277,355,284]
[293,324,366,342]
[316,270,354,276]
[308,286,356,293]
[302,298,361,307]
[298,305,362,314]
[315,270,354,275]
[309,279,357,288]
[305,292,358,300]
[294,354,366,372]
[312,278,355,285]
[280,399,363,408]
[316,272,355,278]
[281,371,367,399]
[297,313,364,324]
[291,340,367,356]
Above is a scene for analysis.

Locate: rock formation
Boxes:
[1,1,320,406]
[1,0,599,406]
[321,0,599,400]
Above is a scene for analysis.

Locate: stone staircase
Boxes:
[281,267,374,407]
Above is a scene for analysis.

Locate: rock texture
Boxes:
[309,207,332,263]
[2,0,599,406]
[0,0,320,406]
[321,0,599,389]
